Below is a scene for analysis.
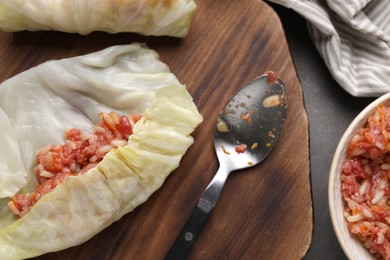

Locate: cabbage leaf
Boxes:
[0,0,196,37]
[0,43,203,259]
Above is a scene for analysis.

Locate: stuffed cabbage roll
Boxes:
[0,0,196,37]
[0,43,203,259]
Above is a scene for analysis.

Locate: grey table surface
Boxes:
[268,3,377,260]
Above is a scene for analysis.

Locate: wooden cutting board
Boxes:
[0,0,313,259]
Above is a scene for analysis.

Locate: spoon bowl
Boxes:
[166,71,287,259]
[214,72,287,170]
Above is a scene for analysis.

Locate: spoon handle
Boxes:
[165,205,209,260]
[166,166,229,259]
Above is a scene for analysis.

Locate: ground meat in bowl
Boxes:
[342,104,390,259]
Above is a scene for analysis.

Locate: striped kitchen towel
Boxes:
[267,0,390,97]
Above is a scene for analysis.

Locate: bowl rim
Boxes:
[328,91,390,260]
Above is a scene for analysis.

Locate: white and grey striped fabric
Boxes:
[267,0,390,97]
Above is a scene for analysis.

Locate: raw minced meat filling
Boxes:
[342,104,390,259]
[8,112,141,217]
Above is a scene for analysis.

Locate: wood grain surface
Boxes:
[0,0,313,259]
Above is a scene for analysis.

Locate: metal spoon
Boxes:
[166,71,287,259]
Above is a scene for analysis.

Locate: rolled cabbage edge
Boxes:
[0,0,197,37]
[0,44,203,258]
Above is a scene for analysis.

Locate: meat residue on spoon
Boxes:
[241,109,258,125]
[235,143,247,154]
[265,70,278,84]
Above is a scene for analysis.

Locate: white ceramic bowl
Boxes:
[329,92,390,260]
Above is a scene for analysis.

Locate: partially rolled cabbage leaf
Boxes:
[0,43,203,259]
[0,0,196,37]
